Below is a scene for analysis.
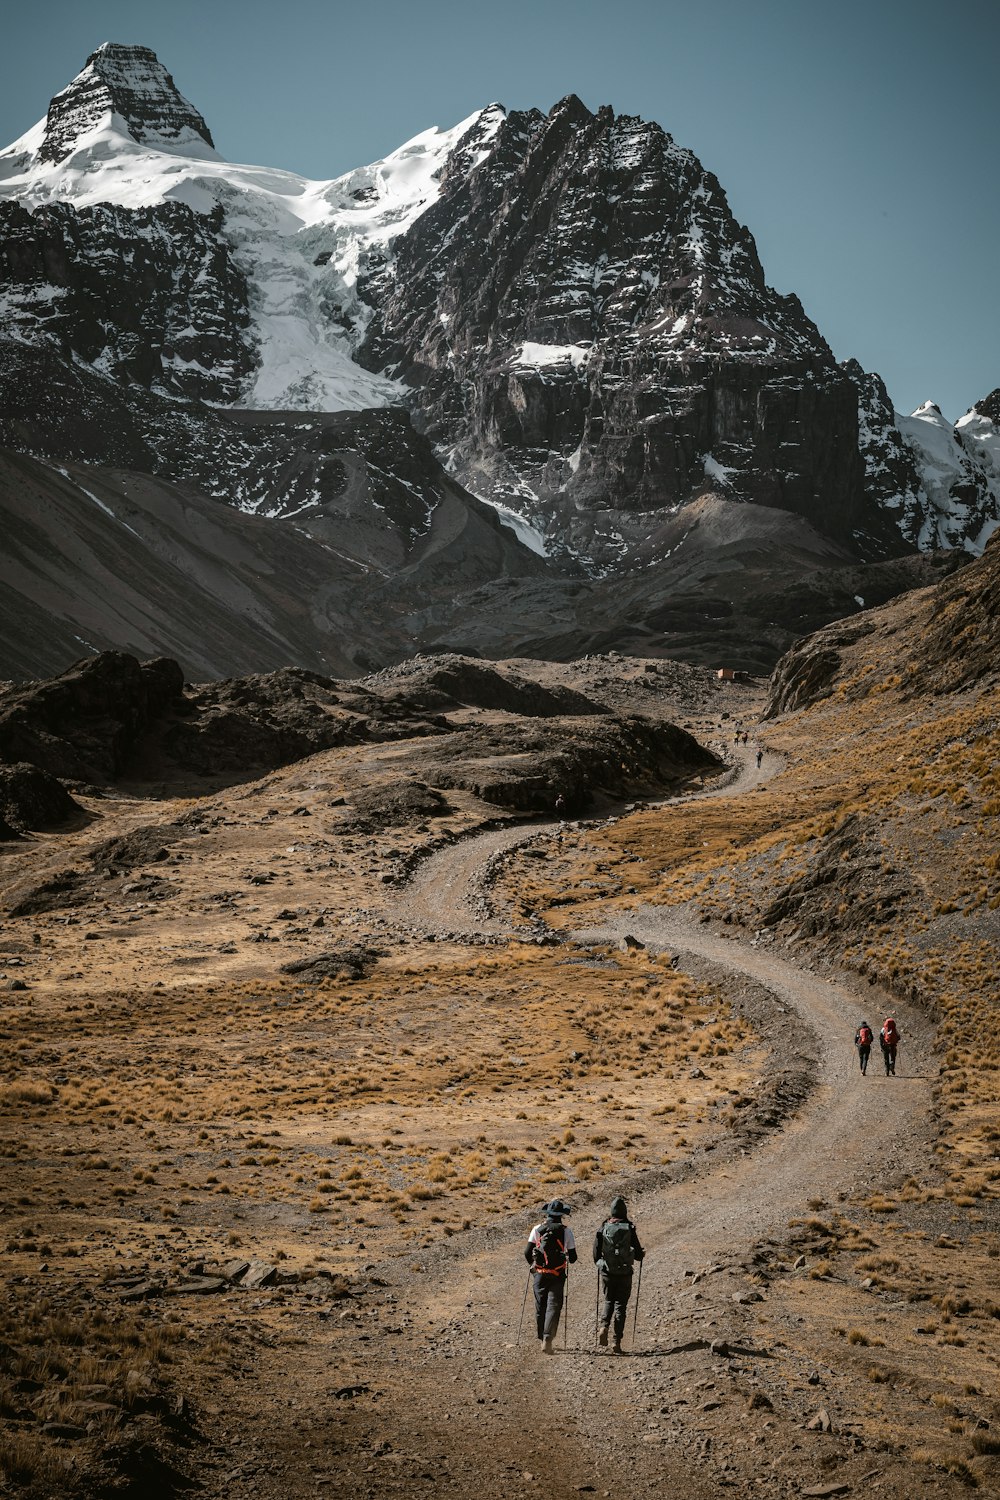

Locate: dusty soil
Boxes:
[1,655,997,1498]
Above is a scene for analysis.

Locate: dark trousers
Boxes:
[880,1041,897,1074]
[858,1044,871,1074]
[600,1270,633,1340]
[533,1273,565,1339]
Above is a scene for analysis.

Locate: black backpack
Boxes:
[600,1219,634,1275]
[533,1222,567,1273]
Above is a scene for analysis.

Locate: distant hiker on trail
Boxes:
[593,1195,645,1354]
[755,748,763,769]
[880,1016,900,1075]
[554,793,566,819]
[855,1021,874,1075]
[525,1199,577,1353]
[742,732,749,745]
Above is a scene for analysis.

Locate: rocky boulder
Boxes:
[0,761,86,835]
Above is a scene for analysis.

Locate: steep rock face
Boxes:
[37,43,215,164]
[975,389,1000,424]
[0,200,253,401]
[0,338,543,578]
[359,95,894,565]
[898,401,1000,552]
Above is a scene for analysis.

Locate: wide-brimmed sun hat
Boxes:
[544,1198,573,1217]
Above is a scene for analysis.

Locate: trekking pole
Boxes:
[516,1272,531,1346]
[631,1259,644,1347]
[595,1269,601,1344]
[564,1273,569,1351]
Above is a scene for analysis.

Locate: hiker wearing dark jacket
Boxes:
[855,1022,874,1075]
[593,1195,645,1353]
[525,1199,577,1353]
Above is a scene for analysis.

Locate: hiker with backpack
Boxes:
[593,1195,645,1354]
[855,1021,874,1075]
[524,1199,577,1354]
[880,1017,900,1075]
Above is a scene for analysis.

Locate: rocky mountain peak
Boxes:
[358,93,869,564]
[36,42,215,166]
[974,388,1000,423]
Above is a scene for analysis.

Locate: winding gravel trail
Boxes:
[366,742,934,1497]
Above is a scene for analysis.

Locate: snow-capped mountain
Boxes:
[357,93,887,565]
[900,398,1000,552]
[847,361,999,554]
[0,42,501,411]
[0,43,996,680]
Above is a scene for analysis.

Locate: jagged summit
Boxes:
[36,42,216,165]
[974,389,1000,423]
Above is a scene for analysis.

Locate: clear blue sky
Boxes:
[4,0,997,421]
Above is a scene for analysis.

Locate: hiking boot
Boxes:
[543,1336,554,1355]
[612,1339,622,1355]
[598,1326,609,1347]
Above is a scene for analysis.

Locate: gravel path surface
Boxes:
[363,742,934,1497]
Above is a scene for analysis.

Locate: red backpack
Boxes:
[858,1025,873,1047]
[533,1223,567,1274]
[883,1018,898,1045]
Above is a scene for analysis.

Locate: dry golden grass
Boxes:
[0,936,758,1278]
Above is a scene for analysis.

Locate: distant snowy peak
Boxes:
[849,360,999,555]
[34,43,216,166]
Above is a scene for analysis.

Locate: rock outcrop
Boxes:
[0,762,85,836]
[0,652,184,782]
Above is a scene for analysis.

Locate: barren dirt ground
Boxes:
[3,674,996,1500]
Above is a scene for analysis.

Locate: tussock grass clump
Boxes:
[0,1080,54,1107]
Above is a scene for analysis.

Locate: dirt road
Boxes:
[222,744,932,1500]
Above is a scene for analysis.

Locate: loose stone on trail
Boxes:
[239,1260,278,1290]
[806,1408,833,1433]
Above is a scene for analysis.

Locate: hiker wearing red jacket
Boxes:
[880,1017,900,1075]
